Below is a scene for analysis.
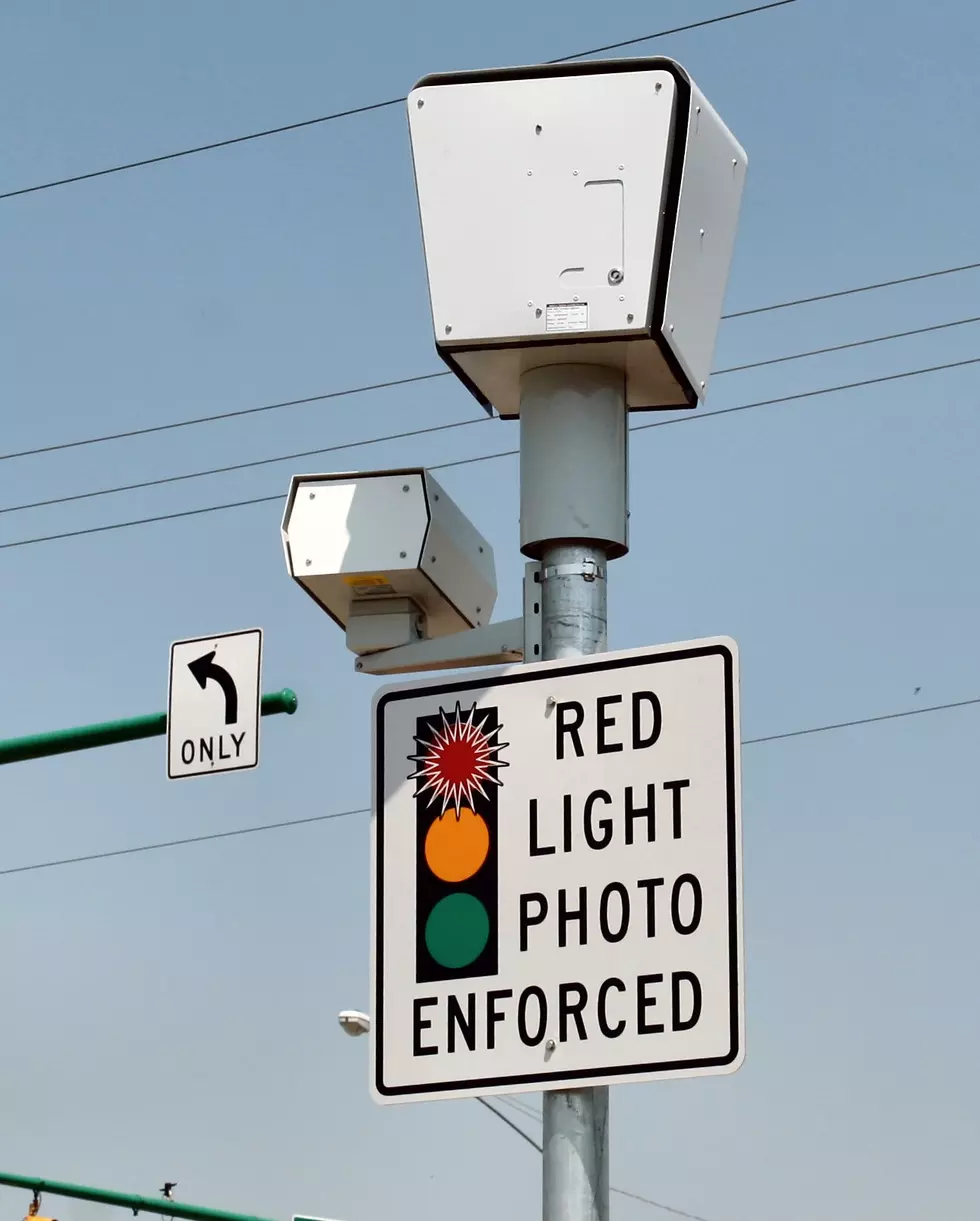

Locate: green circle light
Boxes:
[425,893,490,969]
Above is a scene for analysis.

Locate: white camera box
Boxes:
[281,469,497,650]
[407,57,747,418]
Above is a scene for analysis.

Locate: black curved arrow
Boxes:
[188,650,238,725]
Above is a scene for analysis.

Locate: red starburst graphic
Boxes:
[408,702,508,813]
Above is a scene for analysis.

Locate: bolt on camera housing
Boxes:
[281,468,497,662]
[407,57,747,419]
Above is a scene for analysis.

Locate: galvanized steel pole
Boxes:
[520,363,628,1221]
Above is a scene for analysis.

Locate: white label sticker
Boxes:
[545,302,589,332]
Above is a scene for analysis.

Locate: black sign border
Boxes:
[374,642,739,1098]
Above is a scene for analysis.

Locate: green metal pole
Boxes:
[0,1172,278,1221]
[0,689,298,766]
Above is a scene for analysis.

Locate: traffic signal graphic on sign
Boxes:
[408,702,508,984]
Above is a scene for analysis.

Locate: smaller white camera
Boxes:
[281,467,497,657]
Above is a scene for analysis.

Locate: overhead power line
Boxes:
[0,2,796,204]
[611,1187,720,1221]
[0,97,402,203]
[0,372,449,465]
[495,1093,543,1122]
[548,0,797,62]
[477,1098,542,1151]
[741,695,980,744]
[630,354,980,435]
[0,415,483,515]
[428,355,980,472]
[3,258,977,469]
[712,313,980,374]
[1,694,976,879]
[476,1099,718,1221]
[0,807,365,876]
[724,259,980,319]
[5,313,979,518]
[2,354,977,552]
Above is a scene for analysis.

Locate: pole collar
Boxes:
[542,559,606,583]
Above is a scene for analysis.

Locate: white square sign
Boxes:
[370,638,742,1103]
[168,628,263,779]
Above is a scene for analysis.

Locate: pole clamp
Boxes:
[542,559,606,583]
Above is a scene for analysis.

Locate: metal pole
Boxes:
[520,363,627,1221]
[0,689,298,766]
[0,1171,277,1221]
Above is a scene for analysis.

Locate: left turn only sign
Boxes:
[167,628,263,779]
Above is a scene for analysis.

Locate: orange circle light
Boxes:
[424,806,490,882]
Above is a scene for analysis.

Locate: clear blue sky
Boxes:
[1,3,978,1221]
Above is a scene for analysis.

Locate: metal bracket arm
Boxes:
[353,563,543,675]
[354,617,524,675]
